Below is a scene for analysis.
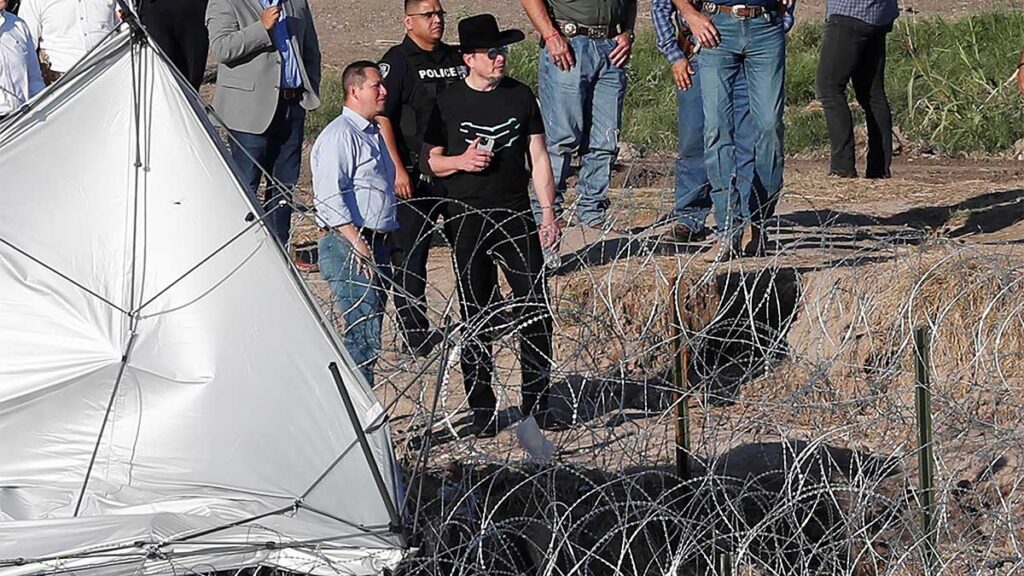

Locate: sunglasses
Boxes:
[474,46,508,60]
[407,9,446,19]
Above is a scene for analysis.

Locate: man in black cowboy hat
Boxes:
[422,13,564,437]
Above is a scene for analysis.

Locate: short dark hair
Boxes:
[342,61,380,93]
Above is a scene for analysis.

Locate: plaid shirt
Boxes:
[826,0,899,26]
[651,0,797,65]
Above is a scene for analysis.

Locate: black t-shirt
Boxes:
[423,78,544,211]
[379,37,467,169]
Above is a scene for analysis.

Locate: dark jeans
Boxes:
[139,0,209,90]
[448,206,553,416]
[229,97,306,246]
[815,14,893,178]
[390,176,450,348]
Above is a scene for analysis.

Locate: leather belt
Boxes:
[319,226,391,242]
[702,3,776,19]
[280,87,304,100]
[556,20,620,39]
[360,228,390,243]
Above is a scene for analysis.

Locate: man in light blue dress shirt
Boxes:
[311,61,397,386]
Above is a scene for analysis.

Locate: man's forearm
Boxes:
[672,0,701,21]
[426,147,461,178]
[377,116,406,171]
[331,222,362,246]
[521,0,558,36]
[529,136,557,214]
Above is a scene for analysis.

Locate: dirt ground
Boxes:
[298,153,1024,465]
[309,0,1024,71]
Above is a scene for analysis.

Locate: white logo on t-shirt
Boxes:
[459,118,521,152]
[379,63,391,78]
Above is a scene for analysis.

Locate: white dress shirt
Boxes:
[0,11,45,115]
[311,106,398,232]
[18,0,118,74]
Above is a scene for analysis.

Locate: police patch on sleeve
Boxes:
[379,63,391,78]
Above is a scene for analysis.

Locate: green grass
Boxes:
[308,11,1024,155]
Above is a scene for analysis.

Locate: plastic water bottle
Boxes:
[543,247,561,271]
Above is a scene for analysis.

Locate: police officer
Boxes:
[378,0,466,356]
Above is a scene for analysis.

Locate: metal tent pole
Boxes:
[328,362,404,534]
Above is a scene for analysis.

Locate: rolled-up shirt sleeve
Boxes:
[651,0,686,65]
[311,130,355,228]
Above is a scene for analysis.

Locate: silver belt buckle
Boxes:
[562,21,578,36]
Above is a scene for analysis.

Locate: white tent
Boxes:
[0,23,406,576]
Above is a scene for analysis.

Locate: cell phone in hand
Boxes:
[478,138,494,152]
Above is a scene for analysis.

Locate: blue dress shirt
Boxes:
[311,107,398,232]
[258,0,302,89]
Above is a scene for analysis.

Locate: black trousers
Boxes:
[390,177,449,348]
[140,0,210,90]
[448,206,553,416]
[815,14,893,178]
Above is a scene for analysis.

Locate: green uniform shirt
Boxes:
[547,0,633,28]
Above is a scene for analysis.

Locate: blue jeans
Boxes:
[674,64,762,232]
[699,12,786,238]
[229,97,306,246]
[533,36,627,227]
[318,233,392,386]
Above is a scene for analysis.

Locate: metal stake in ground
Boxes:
[914,326,938,576]
[671,277,693,481]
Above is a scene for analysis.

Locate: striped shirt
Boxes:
[826,0,899,27]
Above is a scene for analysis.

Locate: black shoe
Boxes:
[533,408,572,432]
[828,170,857,179]
[661,223,708,244]
[407,329,445,358]
[466,410,500,438]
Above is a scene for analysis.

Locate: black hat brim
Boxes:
[457,29,526,52]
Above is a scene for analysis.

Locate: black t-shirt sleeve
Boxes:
[527,92,545,136]
[379,49,405,120]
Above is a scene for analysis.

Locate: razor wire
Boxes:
[283,153,1024,576]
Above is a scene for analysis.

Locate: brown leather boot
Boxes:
[701,236,739,263]
[742,224,767,257]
